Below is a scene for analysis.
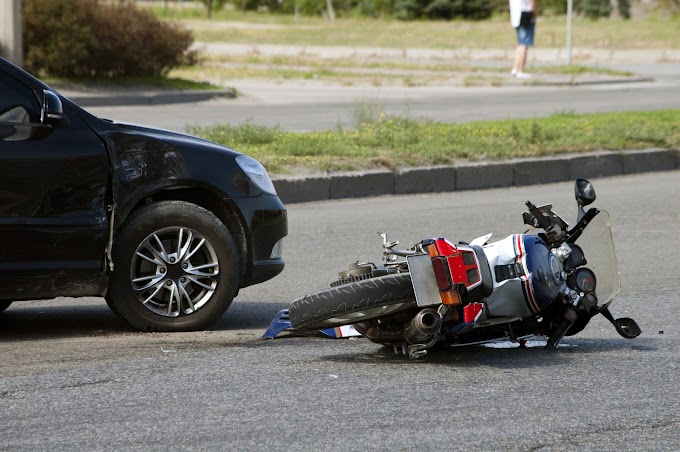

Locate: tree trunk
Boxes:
[326,0,335,21]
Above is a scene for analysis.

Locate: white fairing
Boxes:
[476,235,534,324]
[470,233,492,247]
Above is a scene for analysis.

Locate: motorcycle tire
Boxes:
[289,273,415,330]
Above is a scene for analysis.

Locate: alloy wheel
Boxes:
[130,227,220,317]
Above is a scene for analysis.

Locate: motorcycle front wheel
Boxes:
[289,273,415,330]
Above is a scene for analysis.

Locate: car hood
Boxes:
[109,120,242,158]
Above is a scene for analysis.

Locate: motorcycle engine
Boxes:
[331,262,395,287]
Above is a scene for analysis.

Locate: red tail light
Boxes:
[432,257,452,291]
[429,239,482,290]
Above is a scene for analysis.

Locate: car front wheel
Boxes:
[106,201,240,332]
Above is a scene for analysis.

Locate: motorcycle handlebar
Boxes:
[525,201,554,230]
[384,248,418,257]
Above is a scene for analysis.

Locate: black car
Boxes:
[0,57,287,331]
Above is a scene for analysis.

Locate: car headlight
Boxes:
[235,155,277,195]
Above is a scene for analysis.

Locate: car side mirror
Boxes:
[40,89,63,125]
[574,178,596,221]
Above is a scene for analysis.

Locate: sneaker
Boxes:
[515,71,533,79]
[511,69,518,76]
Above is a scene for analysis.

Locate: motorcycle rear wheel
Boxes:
[289,273,415,330]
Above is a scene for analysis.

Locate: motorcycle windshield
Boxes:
[574,209,621,306]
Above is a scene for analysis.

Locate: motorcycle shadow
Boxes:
[320,337,658,369]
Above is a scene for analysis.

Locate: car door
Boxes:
[0,66,110,300]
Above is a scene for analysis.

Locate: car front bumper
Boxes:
[233,194,288,287]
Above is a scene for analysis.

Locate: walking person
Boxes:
[509,0,537,79]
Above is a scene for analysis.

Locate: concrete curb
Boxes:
[272,148,679,204]
[63,89,236,107]
[532,77,654,87]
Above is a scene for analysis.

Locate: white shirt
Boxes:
[509,0,532,27]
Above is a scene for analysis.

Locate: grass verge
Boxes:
[155,12,680,50]
[188,109,680,174]
[169,60,632,88]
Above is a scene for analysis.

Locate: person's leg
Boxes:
[513,45,528,73]
[514,23,534,78]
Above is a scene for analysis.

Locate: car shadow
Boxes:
[0,298,289,341]
[213,300,290,331]
[0,302,129,340]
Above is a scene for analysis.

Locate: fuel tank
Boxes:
[478,234,565,321]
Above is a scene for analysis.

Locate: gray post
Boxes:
[0,0,23,67]
[566,0,573,66]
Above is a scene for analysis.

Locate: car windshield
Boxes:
[574,209,620,306]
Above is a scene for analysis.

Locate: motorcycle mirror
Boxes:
[575,179,596,207]
[574,179,596,221]
[613,318,642,339]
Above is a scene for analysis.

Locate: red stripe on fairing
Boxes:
[515,235,540,313]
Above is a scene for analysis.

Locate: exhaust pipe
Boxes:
[404,308,442,345]
[353,322,405,345]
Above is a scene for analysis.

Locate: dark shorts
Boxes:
[515,23,535,46]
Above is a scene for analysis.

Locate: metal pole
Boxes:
[567,0,573,66]
[0,0,23,67]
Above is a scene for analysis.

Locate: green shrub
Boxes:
[617,0,631,18]
[576,0,612,19]
[22,0,93,77]
[275,0,328,15]
[230,0,492,19]
[392,0,492,20]
[348,0,394,18]
[23,0,195,78]
[197,0,229,17]
[499,0,623,18]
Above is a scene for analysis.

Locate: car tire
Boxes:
[0,301,12,313]
[106,201,240,332]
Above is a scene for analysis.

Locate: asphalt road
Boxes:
[1,172,679,450]
[87,76,680,133]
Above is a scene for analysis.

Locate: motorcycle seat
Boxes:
[469,245,494,301]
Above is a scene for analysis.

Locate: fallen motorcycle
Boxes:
[289,179,641,358]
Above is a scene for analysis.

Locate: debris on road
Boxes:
[261,309,361,339]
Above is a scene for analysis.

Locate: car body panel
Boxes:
[95,122,262,226]
[0,61,110,300]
